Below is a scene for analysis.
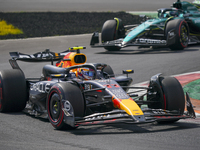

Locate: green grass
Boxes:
[183,79,200,100]
[129,12,158,18]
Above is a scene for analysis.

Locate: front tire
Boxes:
[148,76,185,123]
[47,82,85,130]
[0,69,27,112]
[166,19,189,50]
[101,20,121,51]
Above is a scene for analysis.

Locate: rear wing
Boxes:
[9,49,71,70]
[9,47,86,70]
[10,49,70,63]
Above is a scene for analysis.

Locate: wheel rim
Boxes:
[179,24,188,47]
[49,93,61,122]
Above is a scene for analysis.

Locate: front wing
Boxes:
[74,93,196,127]
[90,32,167,49]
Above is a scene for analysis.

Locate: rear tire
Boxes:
[47,82,85,130]
[0,69,27,112]
[166,19,189,50]
[148,76,185,123]
[101,20,121,51]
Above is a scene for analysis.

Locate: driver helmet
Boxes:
[77,68,94,80]
[170,10,179,17]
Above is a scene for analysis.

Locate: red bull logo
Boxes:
[56,52,87,68]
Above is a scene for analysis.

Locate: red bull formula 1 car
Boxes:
[0,47,196,130]
[90,0,200,51]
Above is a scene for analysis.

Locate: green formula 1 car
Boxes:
[90,0,200,51]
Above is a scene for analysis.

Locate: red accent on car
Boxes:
[0,88,2,100]
[163,94,166,109]
[112,84,120,87]
[96,90,102,92]
[56,52,72,67]
[154,115,181,119]
[57,111,64,128]
[104,84,112,88]
[47,77,52,81]
[129,97,134,101]
[112,97,122,108]
[104,119,116,123]
[92,121,101,125]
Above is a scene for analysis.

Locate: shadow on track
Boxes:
[95,47,199,55]
[8,112,199,135]
[68,121,200,135]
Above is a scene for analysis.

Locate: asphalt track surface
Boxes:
[1,0,177,12]
[0,0,200,150]
[0,34,200,150]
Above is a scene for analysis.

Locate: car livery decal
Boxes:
[91,79,144,116]
[56,52,72,67]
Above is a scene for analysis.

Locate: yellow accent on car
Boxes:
[190,33,200,36]
[54,74,62,77]
[114,18,119,30]
[69,52,87,64]
[55,53,59,59]
[123,69,134,74]
[57,50,87,68]
[126,70,133,72]
[69,46,86,51]
[119,99,144,116]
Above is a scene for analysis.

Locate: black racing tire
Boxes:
[160,77,185,114]
[47,82,85,130]
[101,20,121,51]
[148,76,185,123]
[103,65,115,77]
[0,69,27,112]
[166,19,189,50]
